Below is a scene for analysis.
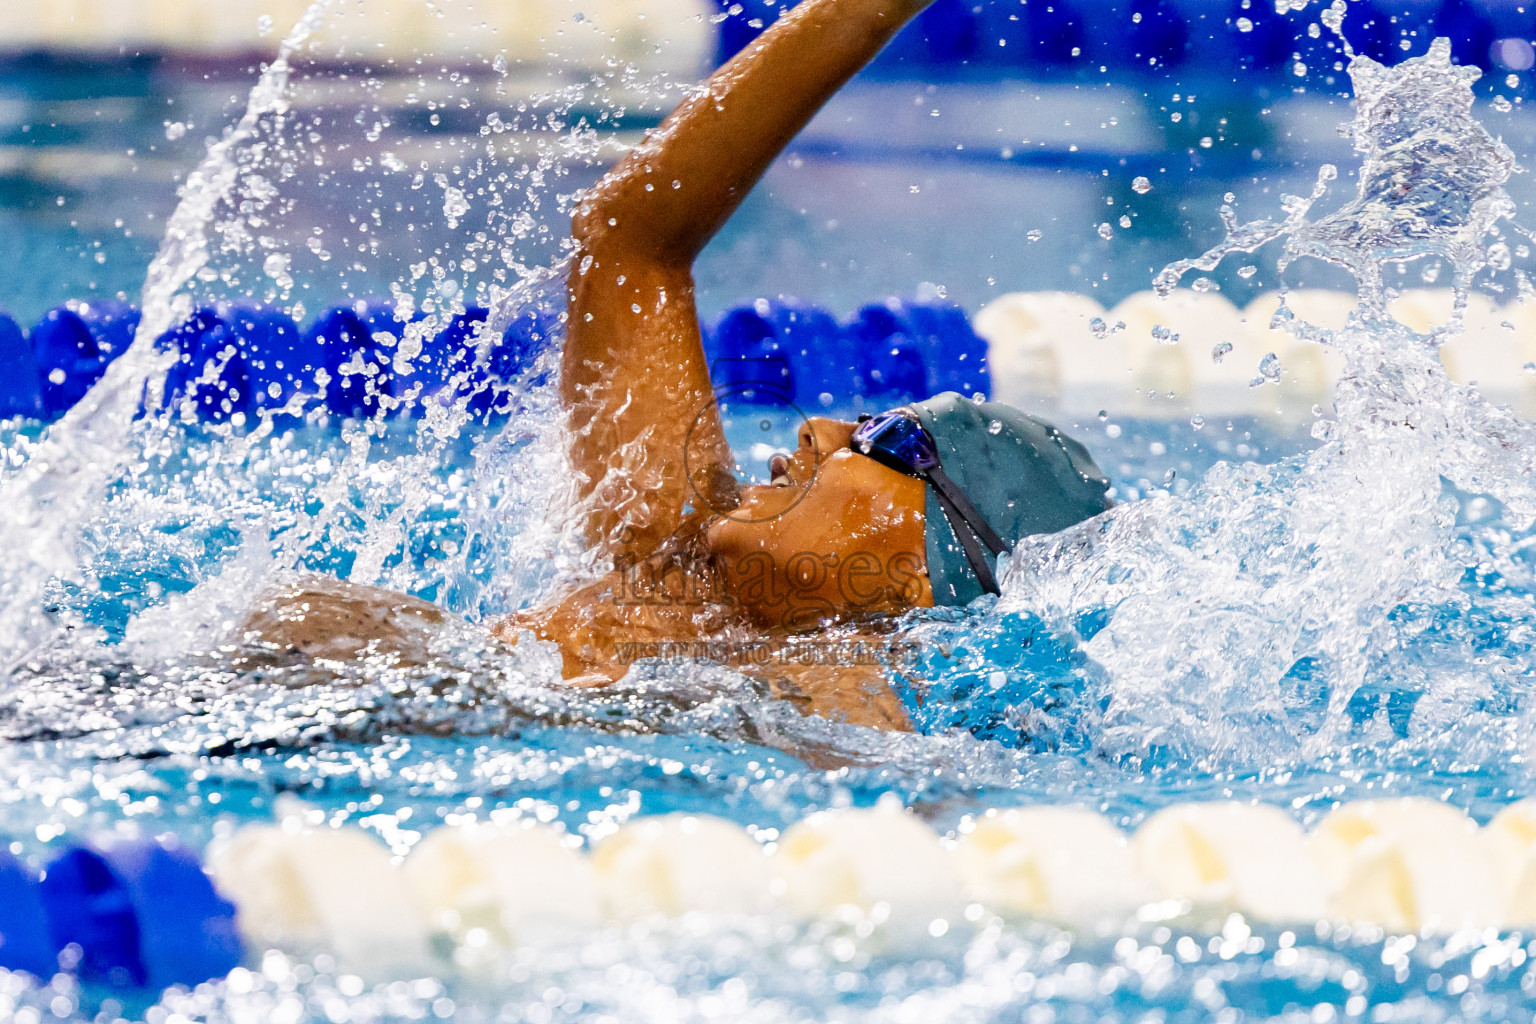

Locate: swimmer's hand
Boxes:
[237,574,446,667]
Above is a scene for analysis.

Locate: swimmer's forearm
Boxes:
[575,0,933,262]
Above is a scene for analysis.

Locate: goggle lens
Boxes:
[851,410,937,475]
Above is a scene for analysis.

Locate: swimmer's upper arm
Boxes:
[562,0,934,559]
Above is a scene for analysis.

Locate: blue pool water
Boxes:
[6,9,1536,1024]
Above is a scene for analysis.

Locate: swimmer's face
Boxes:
[703,417,934,630]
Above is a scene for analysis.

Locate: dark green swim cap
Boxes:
[908,392,1112,606]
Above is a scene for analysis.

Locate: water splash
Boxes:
[1002,39,1536,768]
[0,5,334,672]
[1157,39,1516,337]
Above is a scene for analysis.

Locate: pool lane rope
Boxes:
[4,286,1530,428]
[12,796,1536,990]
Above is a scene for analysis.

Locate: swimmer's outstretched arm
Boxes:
[564,0,934,557]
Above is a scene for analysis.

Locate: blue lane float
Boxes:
[31,301,139,417]
[702,297,988,409]
[0,314,40,419]
[714,0,1529,77]
[1,294,985,424]
[397,307,490,405]
[0,850,56,978]
[38,840,241,991]
[304,303,390,417]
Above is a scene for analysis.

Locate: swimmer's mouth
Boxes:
[769,453,793,487]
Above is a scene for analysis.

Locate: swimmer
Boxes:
[241,0,1113,732]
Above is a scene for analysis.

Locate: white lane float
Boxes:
[0,0,715,76]
[974,291,1114,408]
[1388,288,1536,394]
[1310,797,1501,933]
[975,286,1534,417]
[1131,801,1328,924]
[204,795,1536,966]
[1480,800,1536,929]
[1106,290,1255,410]
[772,801,966,947]
[206,822,433,978]
[954,805,1150,928]
[591,813,772,920]
[403,821,601,952]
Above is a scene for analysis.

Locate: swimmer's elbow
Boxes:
[571,178,637,257]
[570,195,606,253]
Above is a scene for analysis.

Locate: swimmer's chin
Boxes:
[702,483,801,545]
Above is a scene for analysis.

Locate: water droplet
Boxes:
[256,13,274,35]
[1151,324,1179,344]
[1238,265,1258,279]
[1212,341,1233,363]
[1259,352,1283,380]
[1190,414,1205,429]
[1236,16,1253,31]
[1192,277,1219,292]
[1163,468,1177,486]
[1119,214,1132,228]
[1089,317,1108,338]
[987,419,1003,435]
[1098,222,1114,240]
[1170,112,1182,123]
[1493,96,1514,113]
[1026,229,1043,242]
[1132,176,1152,194]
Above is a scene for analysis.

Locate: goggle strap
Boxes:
[928,482,1001,596]
[926,464,1008,555]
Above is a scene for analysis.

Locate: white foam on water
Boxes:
[1000,39,1536,769]
[0,4,334,672]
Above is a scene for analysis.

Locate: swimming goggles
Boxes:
[851,410,1008,596]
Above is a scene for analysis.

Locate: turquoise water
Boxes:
[7,408,1536,1023]
[5,13,1536,1024]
